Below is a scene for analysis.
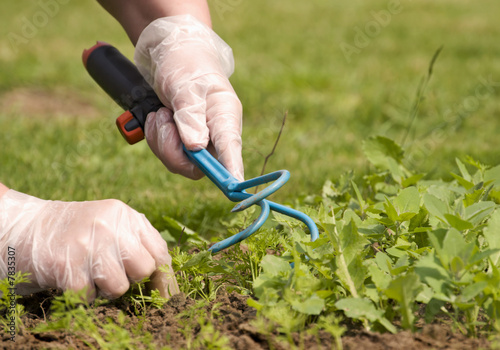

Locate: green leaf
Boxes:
[332,219,369,297]
[441,229,473,268]
[484,165,500,188]
[465,201,496,225]
[375,252,393,274]
[450,172,475,190]
[290,294,325,315]
[483,210,500,265]
[367,261,391,290]
[335,298,380,322]
[414,252,453,298]
[351,180,366,211]
[335,298,396,333]
[383,197,399,222]
[363,136,406,181]
[423,194,449,223]
[402,173,424,187]
[464,188,485,207]
[181,251,212,270]
[443,213,474,231]
[461,282,488,302]
[246,298,263,311]
[456,158,472,182]
[384,273,422,329]
[393,187,421,215]
[260,255,291,276]
[363,136,404,167]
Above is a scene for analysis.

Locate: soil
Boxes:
[0,289,491,350]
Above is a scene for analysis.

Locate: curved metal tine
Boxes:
[267,200,319,242]
[230,170,290,212]
[208,199,271,254]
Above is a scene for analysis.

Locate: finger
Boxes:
[52,250,97,302]
[118,237,157,283]
[145,108,204,180]
[93,255,130,299]
[171,80,210,150]
[206,88,244,181]
[128,208,180,297]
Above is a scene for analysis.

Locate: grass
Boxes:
[1,0,499,236]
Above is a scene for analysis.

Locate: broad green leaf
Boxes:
[363,136,406,182]
[450,172,474,190]
[415,252,453,297]
[246,298,263,311]
[402,173,424,187]
[290,294,325,315]
[335,297,396,333]
[427,229,447,260]
[375,252,393,274]
[383,197,399,222]
[386,247,407,259]
[416,284,434,304]
[484,164,500,188]
[464,188,485,207]
[443,214,474,231]
[456,158,472,182]
[260,255,291,276]
[409,207,430,233]
[393,187,420,215]
[335,220,369,295]
[450,256,465,276]
[423,194,449,223]
[377,317,398,334]
[441,229,474,269]
[483,210,500,265]
[461,282,488,302]
[363,136,404,168]
[468,249,500,267]
[181,251,212,270]
[384,273,422,329]
[367,262,391,290]
[351,180,366,211]
[465,201,496,225]
[335,298,380,322]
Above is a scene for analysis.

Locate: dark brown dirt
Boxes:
[0,289,492,350]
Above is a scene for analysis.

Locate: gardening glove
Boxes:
[135,14,244,181]
[0,190,179,300]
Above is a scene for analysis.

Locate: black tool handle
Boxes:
[82,42,163,144]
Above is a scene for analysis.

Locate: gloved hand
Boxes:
[134,14,244,181]
[0,190,179,300]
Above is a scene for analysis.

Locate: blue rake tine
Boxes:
[184,147,319,253]
[208,199,270,254]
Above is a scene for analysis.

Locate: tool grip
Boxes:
[82,42,163,144]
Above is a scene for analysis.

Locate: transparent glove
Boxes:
[0,190,179,300]
[135,14,244,181]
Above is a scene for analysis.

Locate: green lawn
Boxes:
[1,0,499,236]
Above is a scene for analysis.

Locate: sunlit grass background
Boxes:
[1,0,499,236]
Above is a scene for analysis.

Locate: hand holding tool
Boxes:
[83,42,319,253]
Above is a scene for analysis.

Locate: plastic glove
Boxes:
[135,14,244,181]
[0,190,179,300]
